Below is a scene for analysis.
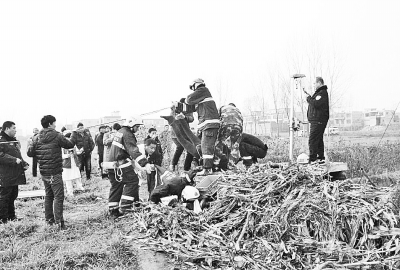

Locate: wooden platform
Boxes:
[18,190,45,199]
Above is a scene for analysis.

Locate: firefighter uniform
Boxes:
[185,84,220,171]
[107,126,148,215]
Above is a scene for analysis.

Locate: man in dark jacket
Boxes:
[96,126,107,179]
[0,121,29,224]
[306,77,330,163]
[71,123,95,180]
[107,116,152,218]
[184,78,220,175]
[145,129,162,196]
[27,115,76,228]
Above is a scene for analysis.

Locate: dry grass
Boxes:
[2,132,399,269]
[0,172,141,270]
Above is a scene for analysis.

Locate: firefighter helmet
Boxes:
[189,78,205,90]
[181,186,200,201]
[297,153,309,164]
[124,116,144,127]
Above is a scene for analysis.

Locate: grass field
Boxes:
[1,131,399,269]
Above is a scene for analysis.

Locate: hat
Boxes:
[148,127,157,134]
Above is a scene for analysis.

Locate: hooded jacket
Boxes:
[27,128,75,176]
[307,85,330,123]
[185,86,220,131]
[0,131,27,187]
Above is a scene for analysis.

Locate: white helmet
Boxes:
[181,186,200,201]
[124,116,144,127]
[189,78,205,90]
[297,153,309,164]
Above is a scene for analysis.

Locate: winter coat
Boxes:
[71,129,94,155]
[185,86,220,131]
[220,104,243,129]
[96,132,105,156]
[27,128,75,176]
[108,126,148,170]
[145,135,163,166]
[307,85,330,123]
[0,131,27,187]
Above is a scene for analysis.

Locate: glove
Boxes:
[144,163,152,174]
[175,113,185,120]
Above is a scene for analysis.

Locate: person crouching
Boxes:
[150,165,196,204]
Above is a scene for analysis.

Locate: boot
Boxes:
[59,221,66,230]
[109,209,124,219]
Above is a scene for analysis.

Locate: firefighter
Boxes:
[107,116,152,218]
[184,78,220,176]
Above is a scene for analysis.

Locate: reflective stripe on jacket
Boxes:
[108,126,148,168]
[186,86,220,131]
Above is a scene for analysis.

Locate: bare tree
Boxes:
[268,69,281,137]
[214,77,228,108]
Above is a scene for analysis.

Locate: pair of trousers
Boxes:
[171,138,195,171]
[215,125,242,170]
[98,153,106,176]
[42,174,64,225]
[32,156,38,177]
[108,168,139,211]
[0,186,19,222]
[198,128,219,169]
[64,178,84,196]
[309,121,327,162]
[78,153,92,179]
[147,170,161,198]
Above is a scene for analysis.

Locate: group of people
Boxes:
[0,76,329,227]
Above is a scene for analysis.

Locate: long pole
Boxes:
[289,79,295,162]
[290,74,305,162]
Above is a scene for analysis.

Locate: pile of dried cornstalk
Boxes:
[125,163,400,269]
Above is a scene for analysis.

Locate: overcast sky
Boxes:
[1,0,399,135]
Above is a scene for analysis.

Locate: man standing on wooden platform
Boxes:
[306,77,330,164]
